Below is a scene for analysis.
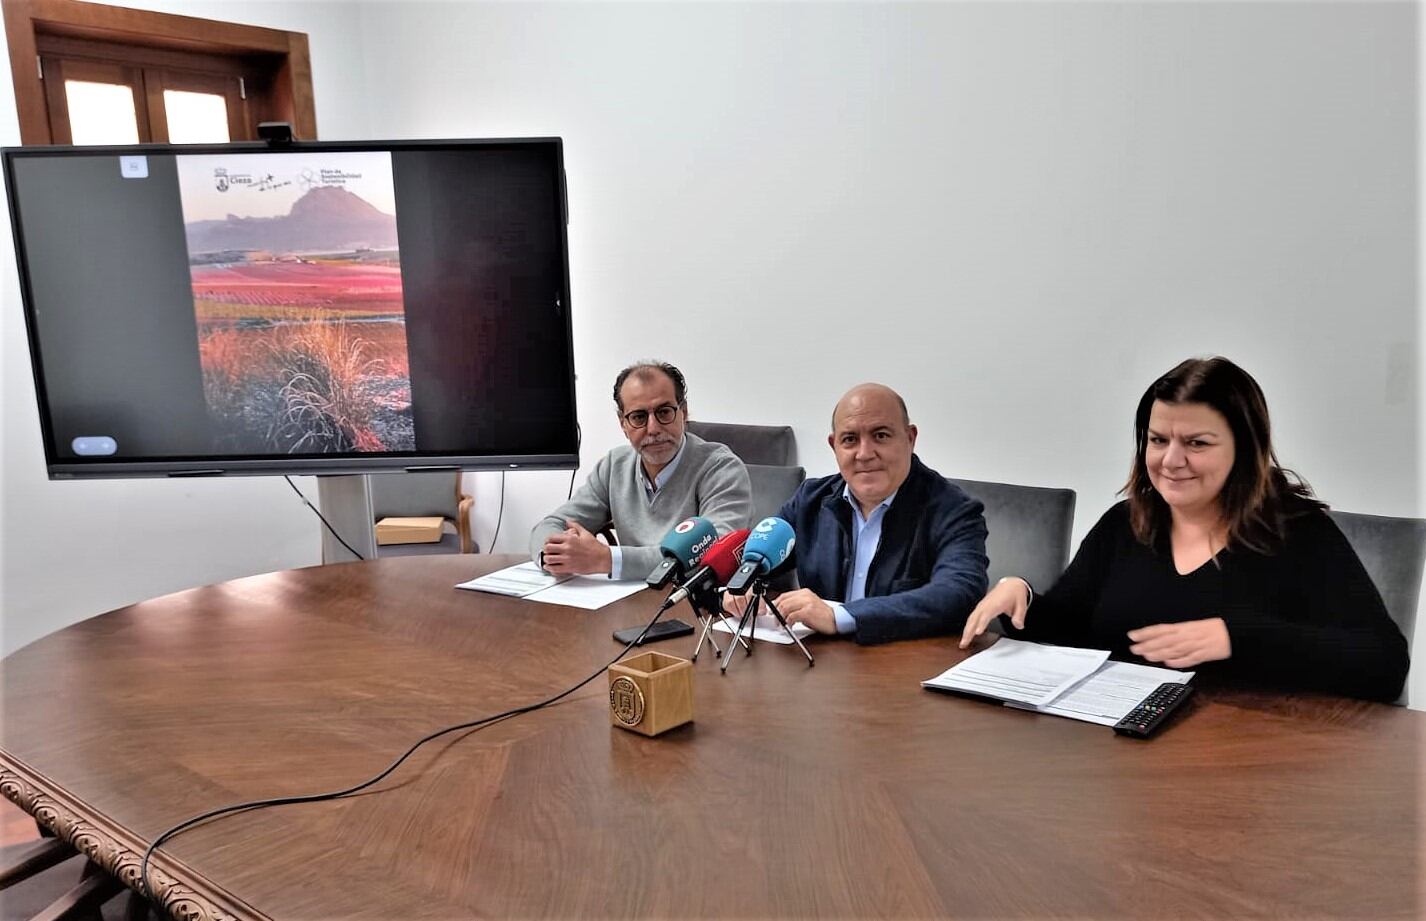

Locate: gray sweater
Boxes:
[529,432,752,577]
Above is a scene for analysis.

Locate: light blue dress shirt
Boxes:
[608,435,687,580]
[826,485,898,634]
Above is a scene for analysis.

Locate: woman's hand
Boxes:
[1127,618,1231,669]
[959,578,1032,648]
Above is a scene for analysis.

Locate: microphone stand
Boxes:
[687,591,750,663]
[719,579,814,673]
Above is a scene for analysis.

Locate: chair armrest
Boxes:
[457,494,475,553]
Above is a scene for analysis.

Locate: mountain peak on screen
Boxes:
[186,186,398,254]
[290,186,386,221]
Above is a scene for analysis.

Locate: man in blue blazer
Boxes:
[774,384,990,644]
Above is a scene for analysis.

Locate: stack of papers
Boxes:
[456,562,648,610]
[923,638,1194,727]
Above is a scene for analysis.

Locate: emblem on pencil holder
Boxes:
[609,676,645,727]
[608,651,693,736]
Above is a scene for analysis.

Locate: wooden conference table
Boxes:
[0,555,1419,919]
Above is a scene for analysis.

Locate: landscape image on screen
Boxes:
[176,151,415,453]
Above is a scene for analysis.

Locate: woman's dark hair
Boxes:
[1123,356,1322,553]
[612,360,687,412]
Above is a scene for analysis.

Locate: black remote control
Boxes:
[1113,682,1194,738]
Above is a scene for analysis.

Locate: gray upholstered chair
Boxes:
[746,464,806,525]
[685,421,796,466]
[946,477,1076,593]
[370,471,475,556]
[1327,509,1424,705]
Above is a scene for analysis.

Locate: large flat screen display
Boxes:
[5,138,577,478]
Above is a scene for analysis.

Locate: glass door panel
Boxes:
[163,89,230,143]
[63,80,140,144]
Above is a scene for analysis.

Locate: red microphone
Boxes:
[700,529,750,584]
[663,528,750,608]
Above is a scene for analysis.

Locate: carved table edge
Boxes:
[0,754,267,921]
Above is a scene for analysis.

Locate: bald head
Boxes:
[829,383,917,516]
[831,383,909,430]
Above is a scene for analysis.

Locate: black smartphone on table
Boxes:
[612,619,694,646]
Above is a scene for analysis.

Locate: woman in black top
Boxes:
[960,357,1409,702]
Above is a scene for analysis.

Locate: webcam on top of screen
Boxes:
[257,122,294,146]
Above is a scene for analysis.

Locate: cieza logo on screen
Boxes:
[212,168,292,193]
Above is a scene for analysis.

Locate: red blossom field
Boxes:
[190,261,405,313]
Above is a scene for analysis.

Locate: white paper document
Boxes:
[712,613,815,645]
[924,638,1195,726]
[457,562,648,610]
[456,562,567,597]
[1014,661,1195,726]
[522,576,648,610]
[921,638,1110,707]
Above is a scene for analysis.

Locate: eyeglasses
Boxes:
[621,403,681,429]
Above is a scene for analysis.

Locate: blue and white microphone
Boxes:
[724,516,796,595]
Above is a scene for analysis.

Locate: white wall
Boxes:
[3,1,1420,702]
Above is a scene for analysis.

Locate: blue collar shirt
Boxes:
[826,484,898,634]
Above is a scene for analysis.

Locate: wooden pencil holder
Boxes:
[608,651,693,736]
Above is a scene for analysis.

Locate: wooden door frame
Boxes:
[37,55,151,144]
[144,67,251,142]
[3,0,315,145]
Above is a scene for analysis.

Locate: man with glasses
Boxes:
[531,360,752,578]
